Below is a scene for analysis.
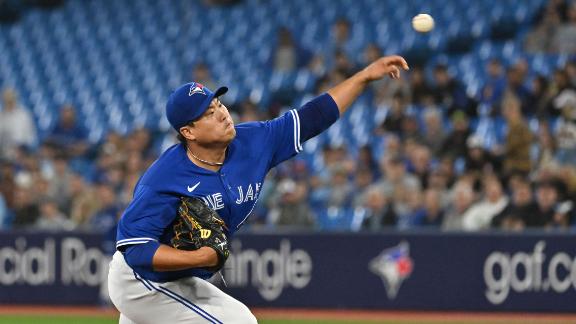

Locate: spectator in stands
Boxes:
[0,192,10,229]
[119,172,141,207]
[420,188,445,227]
[11,148,47,199]
[546,0,570,22]
[371,67,411,110]
[0,159,16,213]
[361,43,382,67]
[325,164,354,209]
[0,88,37,158]
[382,133,403,160]
[87,182,120,232]
[535,121,558,170]
[125,127,154,158]
[333,49,356,77]
[421,108,446,155]
[378,92,407,135]
[566,60,576,86]
[309,148,353,213]
[124,151,144,177]
[464,136,500,177]
[48,153,73,210]
[37,142,57,180]
[361,185,397,230]
[400,113,423,142]
[313,145,354,185]
[375,155,420,200]
[514,58,530,84]
[553,2,576,54]
[426,169,451,207]
[393,185,421,229]
[525,3,561,53]
[549,200,574,229]
[99,131,125,159]
[553,90,576,165]
[307,54,328,78]
[431,64,475,118]
[462,176,509,231]
[491,177,537,229]
[103,164,126,194]
[498,212,526,231]
[532,75,551,117]
[503,66,532,115]
[352,167,376,207]
[191,62,217,91]
[35,198,75,231]
[436,156,457,188]
[46,104,89,157]
[557,165,576,202]
[502,97,533,175]
[236,99,263,123]
[479,59,506,109]
[408,66,433,106]
[407,144,432,188]
[356,145,379,175]
[268,178,315,228]
[534,179,561,227]
[544,69,574,117]
[272,27,310,73]
[69,173,100,226]
[10,186,39,229]
[331,17,353,59]
[439,111,472,159]
[93,151,121,187]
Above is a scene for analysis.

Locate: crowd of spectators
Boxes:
[0,0,575,234]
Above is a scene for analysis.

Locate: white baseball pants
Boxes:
[108,251,257,324]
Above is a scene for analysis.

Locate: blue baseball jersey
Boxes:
[116,109,304,282]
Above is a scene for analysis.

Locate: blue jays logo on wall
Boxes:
[189,83,206,96]
[369,241,413,299]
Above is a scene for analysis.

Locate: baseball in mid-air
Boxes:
[412,14,434,33]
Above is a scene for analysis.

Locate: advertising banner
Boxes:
[1,230,576,312]
[222,232,576,312]
[0,231,110,304]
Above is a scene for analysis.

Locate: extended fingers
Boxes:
[384,55,409,70]
[389,66,400,79]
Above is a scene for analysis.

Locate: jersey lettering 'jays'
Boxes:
[115,109,303,282]
[235,182,261,204]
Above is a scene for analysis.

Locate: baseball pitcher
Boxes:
[108,56,409,323]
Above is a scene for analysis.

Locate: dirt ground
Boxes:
[1,306,575,323]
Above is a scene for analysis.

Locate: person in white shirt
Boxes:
[0,88,37,158]
[462,176,509,231]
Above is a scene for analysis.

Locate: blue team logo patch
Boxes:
[369,241,413,299]
[189,83,206,96]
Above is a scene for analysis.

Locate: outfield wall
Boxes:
[1,231,575,312]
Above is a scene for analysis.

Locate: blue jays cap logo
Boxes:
[369,241,413,299]
[166,82,228,130]
[189,83,206,96]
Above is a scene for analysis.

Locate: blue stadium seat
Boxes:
[0,0,554,151]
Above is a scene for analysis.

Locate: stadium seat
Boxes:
[0,0,549,156]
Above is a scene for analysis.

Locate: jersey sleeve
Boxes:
[266,109,303,168]
[235,94,339,169]
[267,93,340,167]
[115,184,179,250]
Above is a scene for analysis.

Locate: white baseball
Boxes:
[412,14,434,33]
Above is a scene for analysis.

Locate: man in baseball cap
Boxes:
[166,82,228,130]
[111,55,409,323]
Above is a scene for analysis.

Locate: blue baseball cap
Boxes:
[166,82,228,130]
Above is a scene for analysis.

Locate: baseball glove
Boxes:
[171,196,230,272]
